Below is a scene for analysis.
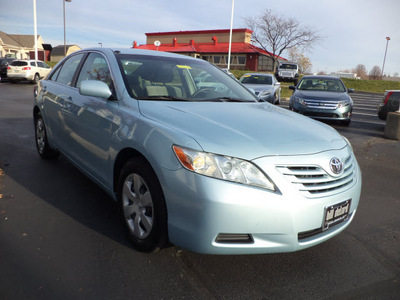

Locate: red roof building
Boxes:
[133,28,286,72]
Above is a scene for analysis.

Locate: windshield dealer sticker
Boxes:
[177,65,192,69]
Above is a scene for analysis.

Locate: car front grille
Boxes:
[276,155,356,198]
[304,99,339,109]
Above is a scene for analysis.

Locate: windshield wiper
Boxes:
[140,96,191,101]
[216,97,252,102]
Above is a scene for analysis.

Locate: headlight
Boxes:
[338,100,350,108]
[259,91,272,98]
[173,145,276,191]
[294,97,306,105]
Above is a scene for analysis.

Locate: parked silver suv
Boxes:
[7,59,52,84]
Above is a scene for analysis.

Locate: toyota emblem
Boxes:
[330,157,343,175]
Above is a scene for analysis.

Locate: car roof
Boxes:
[301,75,342,80]
[82,47,202,62]
[12,59,44,62]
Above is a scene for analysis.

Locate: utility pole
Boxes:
[381,36,390,78]
[227,0,234,70]
[64,0,72,56]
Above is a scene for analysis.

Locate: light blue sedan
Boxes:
[33,48,362,254]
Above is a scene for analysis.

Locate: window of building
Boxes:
[238,56,246,65]
[258,55,274,72]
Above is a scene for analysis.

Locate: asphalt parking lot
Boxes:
[1,82,399,299]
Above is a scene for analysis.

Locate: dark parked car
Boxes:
[377,90,400,120]
[289,75,354,126]
[0,57,16,82]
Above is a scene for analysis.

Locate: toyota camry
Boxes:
[33,48,362,254]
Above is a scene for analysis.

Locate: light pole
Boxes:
[227,0,234,70]
[33,0,38,60]
[381,36,390,78]
[63,0,71,57]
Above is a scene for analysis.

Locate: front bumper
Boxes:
[161,147,362,254]
[294,104,352,121]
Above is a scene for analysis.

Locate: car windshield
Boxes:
[10,61,28,67]
[240,75,272,85]
[117,54,257,102]
[279,64,297,70]
[298,77,346,92]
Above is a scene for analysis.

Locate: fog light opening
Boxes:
[215,234,254,244]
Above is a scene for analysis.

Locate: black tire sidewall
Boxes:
[117,158,168,252]
[32,73,40,84]
[34,112,58,159]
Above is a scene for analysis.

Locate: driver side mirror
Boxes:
[79,80,112,99]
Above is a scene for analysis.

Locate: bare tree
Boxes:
[353,64,367,79]
[288,47,312,74]
[245,9,322,71]
[369,65,382,80]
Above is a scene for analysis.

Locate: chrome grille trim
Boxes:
[276,155,356,198]
[304,99,339,109]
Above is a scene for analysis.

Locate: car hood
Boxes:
[293,90,351,101]
[138,101,346,160]
[242,84,274,93]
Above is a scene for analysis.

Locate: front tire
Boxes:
[275,93,280,105]
[34,112,59,159]
[117,158,168,252]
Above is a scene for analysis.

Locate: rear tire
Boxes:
[34,112,59,159]
[32,73,40,84]
[117,158,168,252]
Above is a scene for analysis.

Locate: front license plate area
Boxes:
[323,199,351,230]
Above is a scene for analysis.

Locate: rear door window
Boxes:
[53,53,85,86]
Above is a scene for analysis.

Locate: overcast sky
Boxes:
[1,0,399,76]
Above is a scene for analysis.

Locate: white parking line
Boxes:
[352,112,379,117]
[352,119,385,125]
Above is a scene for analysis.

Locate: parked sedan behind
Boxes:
[239,73,281,104]
[7,59,52,83]
[34,48,361,254]
[289,76,354,126]
[377,90,400,120]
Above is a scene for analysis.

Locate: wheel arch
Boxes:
[33,105,41,120]
[113,148,150,194]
